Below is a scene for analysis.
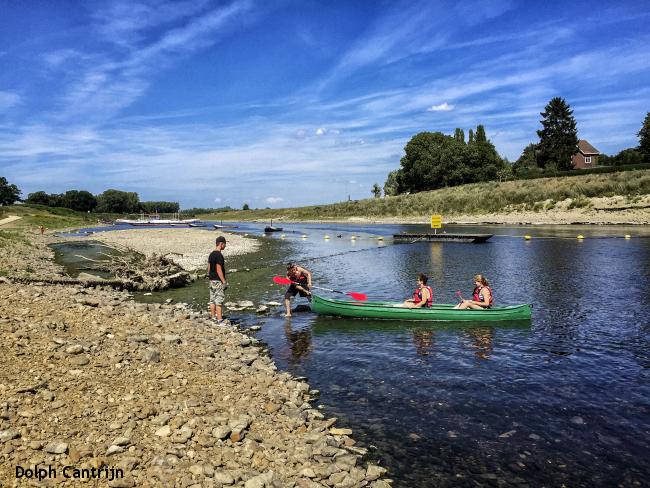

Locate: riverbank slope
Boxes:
[199,170,650,225]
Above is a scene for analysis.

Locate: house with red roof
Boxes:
[572,140,600,169]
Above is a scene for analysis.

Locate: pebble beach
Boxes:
[0,229,390,487]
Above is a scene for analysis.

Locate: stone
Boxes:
[108,476,136,487]
[213,472,235,485]
[65,344,84,355]
[570,416,585,425]
[0,429,20,443]
[155,425,172,437]
[112,437,131,446]
[329,428,352,436]
[143,348,161,363]
[244,471,274,488]
[44,441,68,454]
[366,465,387,481]
[189,464,204,476]
[106,445,125,455]
[212,426,232,440]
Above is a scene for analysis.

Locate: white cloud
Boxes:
[315,127,327,135]
[427,102,454,112]
[265,197,283,204]
[214,197,222,203]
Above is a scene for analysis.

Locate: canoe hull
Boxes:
[311,295,531,322]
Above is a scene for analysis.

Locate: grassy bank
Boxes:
[199,169,650,221]
[0,204,101,230]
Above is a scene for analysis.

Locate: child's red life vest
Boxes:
[413,286,433,307]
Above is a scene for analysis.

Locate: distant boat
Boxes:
[264,219,283,233]
[189,222,207,227]
[114,215,199,226]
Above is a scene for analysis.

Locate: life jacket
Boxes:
[412,286,433,307]
[288,269,307,285]
[473,285,493,307]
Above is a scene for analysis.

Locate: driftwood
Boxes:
[6,251,194,291]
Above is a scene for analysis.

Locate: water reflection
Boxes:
[283,319,313,367]
[412,329,435,357]
[462,327,494,360]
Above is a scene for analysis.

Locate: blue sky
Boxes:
[1,0,649,209]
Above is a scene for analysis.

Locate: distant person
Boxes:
[39,225,45,236]
[455,274,493,310]
[403,273,433,308]
[208,236,228,324]
[284,262,312,317]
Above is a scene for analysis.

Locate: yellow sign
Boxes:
[430,215,442,229]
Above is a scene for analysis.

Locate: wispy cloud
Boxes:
[265,196,283,204]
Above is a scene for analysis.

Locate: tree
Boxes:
[454,128,465,143]
[600,148,644,166]
[638,112,650,161]
[465,130,506,182]
[398,131,471,192]
[62,190,98,212]
[0,177,21,205]
[96,189,140,213]
[26,191,52,206]
[140,201,180,213]
[242,203,250,210]
[536,97,578,170]
[512,143,540,176]
[383,170,401,196]
[475,125,487,143]
[468,129,474,144]
[371,183,382,198]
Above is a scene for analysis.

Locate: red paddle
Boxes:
[273,276,368,301]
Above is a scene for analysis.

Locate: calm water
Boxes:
[56,223,650,487]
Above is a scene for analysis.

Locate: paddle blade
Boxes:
[273,276,292,285]
[347,292,368,301]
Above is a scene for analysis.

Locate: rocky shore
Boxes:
[0,233,390,487]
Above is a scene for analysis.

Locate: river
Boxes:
[54,222,650,487]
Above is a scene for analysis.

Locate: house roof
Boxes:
[577,139,599,155]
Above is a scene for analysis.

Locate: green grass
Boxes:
[199,169,650,220]
[0,204,101,230]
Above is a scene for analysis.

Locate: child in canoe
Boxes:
[455,274,493,309]
[403,273,433,308]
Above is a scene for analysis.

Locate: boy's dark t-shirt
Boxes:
[208,250,225,281]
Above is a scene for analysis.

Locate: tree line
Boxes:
[373,98,650,197]
[0,185,180,214]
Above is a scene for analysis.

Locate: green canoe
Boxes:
[311,295,532,322]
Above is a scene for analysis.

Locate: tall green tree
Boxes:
[96,189,140,213]
[512,143,540,175]
[398,132,470,192]
[383,170,401,196]
[62,190,98,212]
[475,125,487,143]
[468,129,475,144]
[465,129,506,182]
[0,177,21,205]
[371,183,382,198]
[536,97,578,170]
[454,128,465,143]
[638,111,650,161]
[242,203,250,210]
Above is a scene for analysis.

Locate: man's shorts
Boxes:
[285,284,310,298]
[209,281,226,305]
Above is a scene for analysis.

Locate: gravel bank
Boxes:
[96,229,260,271]
[0,233,389,487]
